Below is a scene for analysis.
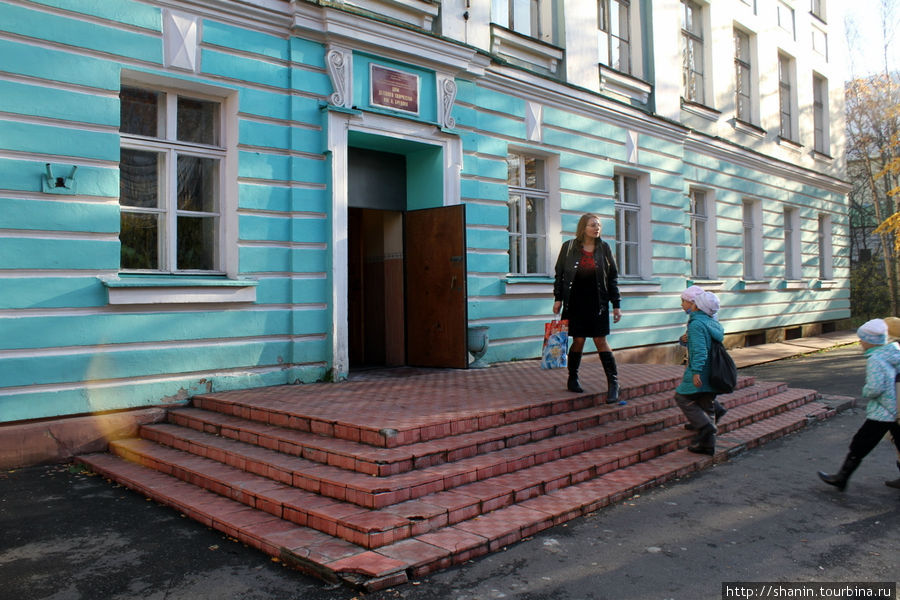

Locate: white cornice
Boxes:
[684,134,851,195]
[479,64,688,146]
[292,1,488,76]
[155,0,292,35]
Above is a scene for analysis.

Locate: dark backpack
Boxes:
[708,339,737,394]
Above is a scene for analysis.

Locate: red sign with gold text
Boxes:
[370,64,420,115]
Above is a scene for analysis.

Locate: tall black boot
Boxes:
[688,423,716,455]
[599,351,619,404]
[885,462,900,489]
[567,351,583,393]
[818,454,862,491]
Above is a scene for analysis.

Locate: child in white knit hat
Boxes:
[818,319,900,491]
[678,287,728,429]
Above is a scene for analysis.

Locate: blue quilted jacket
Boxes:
[676,310,725,395]
[862,342,900,422]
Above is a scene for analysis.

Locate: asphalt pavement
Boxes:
[1,342,898,600]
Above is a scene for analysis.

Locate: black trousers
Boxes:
[848,419,900,459]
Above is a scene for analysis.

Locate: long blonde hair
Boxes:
[574,213,603,245]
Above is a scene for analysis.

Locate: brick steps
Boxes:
[134,382,794,512]
[187,365,693,448]
[166,377,772,479]
[77,398,833,591]
[75,362,837,592]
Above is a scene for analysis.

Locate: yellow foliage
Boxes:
[874,212,900,251]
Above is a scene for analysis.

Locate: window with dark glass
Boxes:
[119,86,223,273]
[690,189,709,278]
[614,174,639,277]
[507,154,548,275]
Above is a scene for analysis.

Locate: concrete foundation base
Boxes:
[0,408,167,469]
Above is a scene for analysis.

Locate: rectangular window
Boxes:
[777,1,795,38]
[784,207,799,279]
[507,154,548,274]
[690,188,709,278]
[614,174,640,277]
[811,24,828,57]
[778,54,795,141]
[734,29,752,122]
[742,199,760,280]
[119,86,224,273]
[818,214,833,279]
[598,0,631,74]
[810,0,825,21]
[813,75,829,154]
[681,0,705,104]
[493,0,557,44]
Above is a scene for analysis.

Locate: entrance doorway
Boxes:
[347,146,468,370]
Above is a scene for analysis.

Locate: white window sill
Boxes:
[687,279,725,293]
[599,66,651,104]
[681,99,721,122]
[778,279,808,291]
[813,279,839,290]
[490,24,564,75]
[619,279,662,294]
[738,280,771,291]
[100,275,258,305]
[504,275,554,295]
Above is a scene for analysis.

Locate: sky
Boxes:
[840,0,900,79]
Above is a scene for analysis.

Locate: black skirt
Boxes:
[562,265,610,338]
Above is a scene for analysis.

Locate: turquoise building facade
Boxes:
[0,0,849,435]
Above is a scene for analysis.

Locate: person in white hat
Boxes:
[818,318,900,491]
[881,316,900,489]
[674,290,725,455]
[678,287,727,428]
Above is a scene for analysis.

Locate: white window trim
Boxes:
[812,74,830,156]
[818,213,834,281]
[680,0,709,107]
[778,53,798,143]
[112,72,246,305]
[741,198,764,284]
[689,187,717,280]
[783,206,802,281]
[613,170,651,280]
[509,147,560,276]
[733,26,760,126]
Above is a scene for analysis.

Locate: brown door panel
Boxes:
[405,205,468,368]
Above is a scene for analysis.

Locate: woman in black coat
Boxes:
[552,213,622,402]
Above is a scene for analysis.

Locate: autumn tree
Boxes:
[846,74,900,315]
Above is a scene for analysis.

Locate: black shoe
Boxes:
[605,382,620,404]
[817,455,861,492]
[567,373,583,393]
[687,424,716,455]
[885,462,900,489]
[687,445,715,456]
[713,401,728,423]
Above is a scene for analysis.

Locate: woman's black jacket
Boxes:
[553,238,621,310]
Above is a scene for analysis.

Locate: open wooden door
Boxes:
[405,205,468,368]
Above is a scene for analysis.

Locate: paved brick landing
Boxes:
[76,360,836,592]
